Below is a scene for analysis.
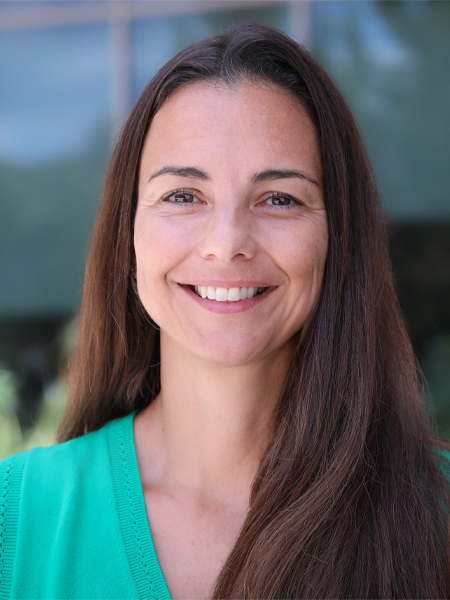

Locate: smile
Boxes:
[192,285,267,302]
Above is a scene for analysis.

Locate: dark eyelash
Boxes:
[161,189,301,209]
[161,188,199,204]
[268,192,302,209]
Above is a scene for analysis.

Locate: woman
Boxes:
[1,22,449,600]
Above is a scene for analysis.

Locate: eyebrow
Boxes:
[148,166,319,187]
[251,169,320,188]
[148,166,210,182]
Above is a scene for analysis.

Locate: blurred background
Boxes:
[0,0,449,458]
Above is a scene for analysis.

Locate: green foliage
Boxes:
[313,0,450,221]
[0,364,66,460]
[421,335,450,439]
[0,366,22,458]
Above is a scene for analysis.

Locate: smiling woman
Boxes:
[134,82,327,368]
[1,22,450,600]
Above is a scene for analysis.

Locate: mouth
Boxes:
[190,285,268,303]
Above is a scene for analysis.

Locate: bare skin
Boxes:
[134,335,292,599]
[133,81,327,599]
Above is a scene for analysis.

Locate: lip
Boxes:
[178,284,278,314]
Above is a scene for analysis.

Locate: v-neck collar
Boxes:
[107,412,173,600]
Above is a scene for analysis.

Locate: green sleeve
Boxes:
[0,452,27,600]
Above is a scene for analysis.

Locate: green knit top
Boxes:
[1,412,449,600]
[0,412,172,600]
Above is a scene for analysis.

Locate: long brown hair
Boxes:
[58,23,450,598]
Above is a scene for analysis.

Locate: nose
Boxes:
[197,203,257,263]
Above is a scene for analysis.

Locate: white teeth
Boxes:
[215,287,228,302]
[227,288,241,302]
[192,285,267,302]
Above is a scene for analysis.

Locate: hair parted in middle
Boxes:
[59,22,450,599]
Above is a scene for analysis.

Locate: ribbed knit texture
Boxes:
[0,412,172,600]
[108,414,172,600]
[1,415,449,599]
[0,453,26,599]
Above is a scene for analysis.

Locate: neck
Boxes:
[136,332,294,499]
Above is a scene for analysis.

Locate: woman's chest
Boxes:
[143,489,247,600]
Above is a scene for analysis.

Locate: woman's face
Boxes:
[135,81,328,367]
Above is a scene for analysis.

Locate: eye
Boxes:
[262,193,301,208]
[163,189,201,204]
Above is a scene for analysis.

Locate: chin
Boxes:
[187,333,276,367]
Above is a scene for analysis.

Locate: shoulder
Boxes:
[0,422,107,500]
[0,412,136,510]
[0,413,139,543]
[0,422,113,561]
[0,413,139,600]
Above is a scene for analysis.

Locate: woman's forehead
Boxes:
[148,80,312,138]
[140,81,322,187]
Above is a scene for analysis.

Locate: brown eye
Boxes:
[171,192,195,203]
[271,195,291,206]
[265,193,301,207]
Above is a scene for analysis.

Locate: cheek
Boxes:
[306,231,328,283]
[133,215,196,301]
[279,222,328,283]
[135,215,177,267]
[279,225,328,334]
[134,219,165,304]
